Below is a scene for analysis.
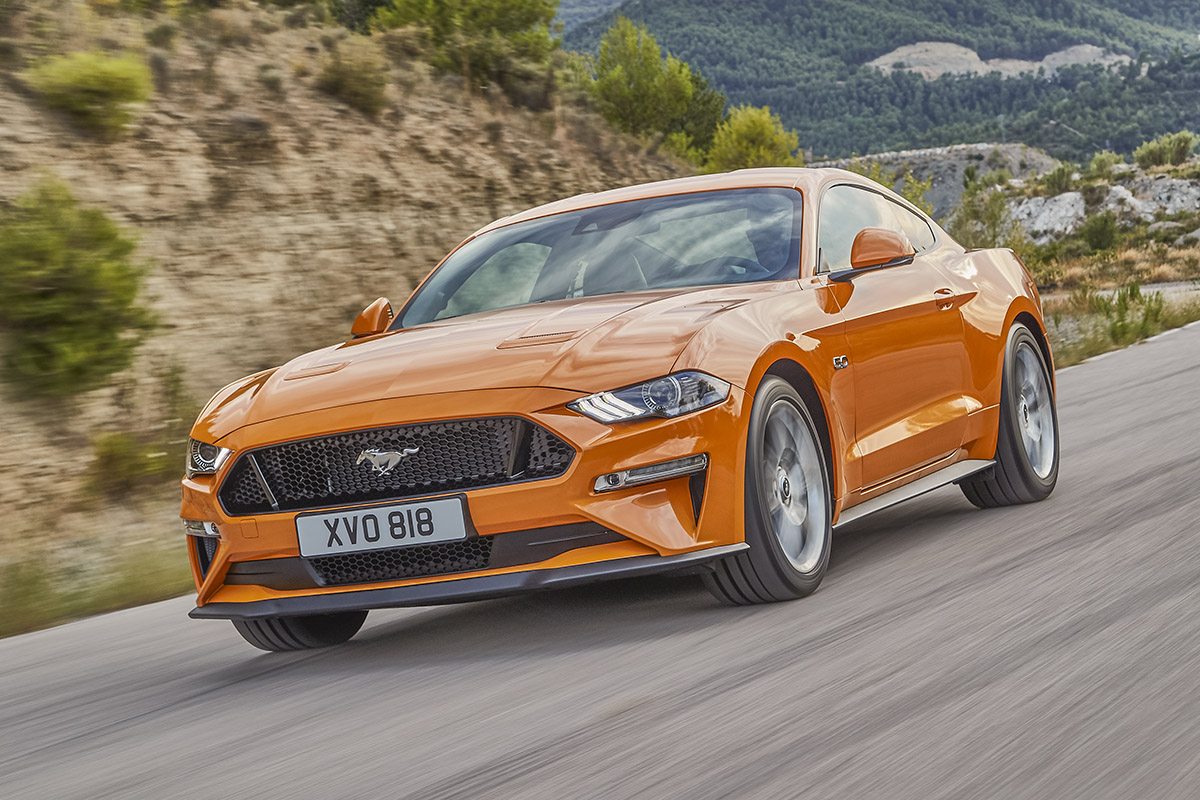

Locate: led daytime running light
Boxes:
[569,371,730,423]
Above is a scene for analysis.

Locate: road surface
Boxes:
[4,323,1200,799]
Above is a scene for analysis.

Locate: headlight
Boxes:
[186,438,233,478]
[569,371,731,423]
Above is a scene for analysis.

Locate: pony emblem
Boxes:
[356,447,420,476]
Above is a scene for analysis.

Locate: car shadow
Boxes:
[830,488,983,574]
[209,488,984,677]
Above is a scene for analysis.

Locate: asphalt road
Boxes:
[4,323,1200,800]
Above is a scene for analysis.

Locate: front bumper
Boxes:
[190,543,748,619]
[182,385,750,614]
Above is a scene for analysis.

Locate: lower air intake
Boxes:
[194,535,219,579]
[309,538,494,586]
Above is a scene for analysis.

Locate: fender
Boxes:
[672,287,857,514]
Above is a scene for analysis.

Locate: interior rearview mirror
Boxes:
[830,228,916,282]
[351,297,393,338]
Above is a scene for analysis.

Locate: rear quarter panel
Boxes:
[935,246,1048,405]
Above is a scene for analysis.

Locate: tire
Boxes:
[232,610,368,652]
[959,323,1059,508]
[703,377,833,605]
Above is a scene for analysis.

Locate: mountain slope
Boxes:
[565,0,1200,158]
[0,3,682,585]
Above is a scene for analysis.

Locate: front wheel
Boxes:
[232,610,368,651]
[960,323,1059,507]
[704,377,832,605]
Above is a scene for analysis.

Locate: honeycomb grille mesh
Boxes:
[194,535,219,579]
[221,457,270,512]
[218,417,573,516]
[309,538,494,586]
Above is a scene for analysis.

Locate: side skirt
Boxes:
[833,459,994,529]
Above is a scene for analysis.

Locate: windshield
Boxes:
[399,188,802,327]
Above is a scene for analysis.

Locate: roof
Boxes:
[475,167,869,236]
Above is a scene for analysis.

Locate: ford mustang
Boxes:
[182,168,1059,651]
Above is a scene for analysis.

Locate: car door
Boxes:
[816,184,970,489]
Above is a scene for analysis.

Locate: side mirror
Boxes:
[830,228,916,282]
[351,297,393,338]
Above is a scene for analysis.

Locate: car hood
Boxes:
[196,285,781,441]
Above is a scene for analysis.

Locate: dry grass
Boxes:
[0,538,191,638]
[1044,284,1200,367]
[1050,245,1200,290]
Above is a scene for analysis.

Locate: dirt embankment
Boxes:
[0,11,682,558]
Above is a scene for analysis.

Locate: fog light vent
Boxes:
[594,454,709,493]
[183,519,220,538]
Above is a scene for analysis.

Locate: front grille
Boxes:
[218,416,574,516]
[309,538,494,586]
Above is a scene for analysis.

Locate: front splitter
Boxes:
[190,543,748,620]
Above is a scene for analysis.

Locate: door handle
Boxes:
[934,287,955,310]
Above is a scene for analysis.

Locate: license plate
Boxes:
[296,497,468,558]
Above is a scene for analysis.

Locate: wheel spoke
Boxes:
[757,398,828,575]
[776,520,804,559]
[1013,342,1055,479]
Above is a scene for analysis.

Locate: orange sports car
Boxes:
[182,168,1059,651]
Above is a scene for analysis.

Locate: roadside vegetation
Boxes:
[0,533,190,639]
[0,177,154,397]
[24,50,153,137]
[1044,284,1200,367]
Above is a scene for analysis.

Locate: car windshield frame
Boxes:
[395,187,804,329]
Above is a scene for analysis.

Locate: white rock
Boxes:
[1101,185,1155,224]
[1175,227,1200,247]
[1011,192,1086,244]
[1133,177,1200,215]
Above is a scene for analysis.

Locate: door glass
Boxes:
[891,203,936,252]
[818,185,906,272]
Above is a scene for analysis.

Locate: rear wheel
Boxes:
[704,377,832,605]
[232,610,368,651]
[960,323,1059,508]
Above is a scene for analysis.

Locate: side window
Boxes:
[439,243,549,319]
[818,185,900,272]
[890,202,937,252]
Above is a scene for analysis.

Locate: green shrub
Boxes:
[948,185,1025,251]
[1079,211,1119,251]
[589,16,693,136]
[705,104,800,172]
[1134,131,1197,168]
[661,130,704,165]
[370,0,556,90]
[1043,162,1074,195]
[0,177,153,397]
[87,432,178,498]
[316,35,389,115]
[25,51,152,136]
[145,21,178,49]
[1088,150,1124,178]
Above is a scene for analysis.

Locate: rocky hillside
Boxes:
[0,4,682,562]
[812,142,1057,219]
[1009,168,1200,246]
